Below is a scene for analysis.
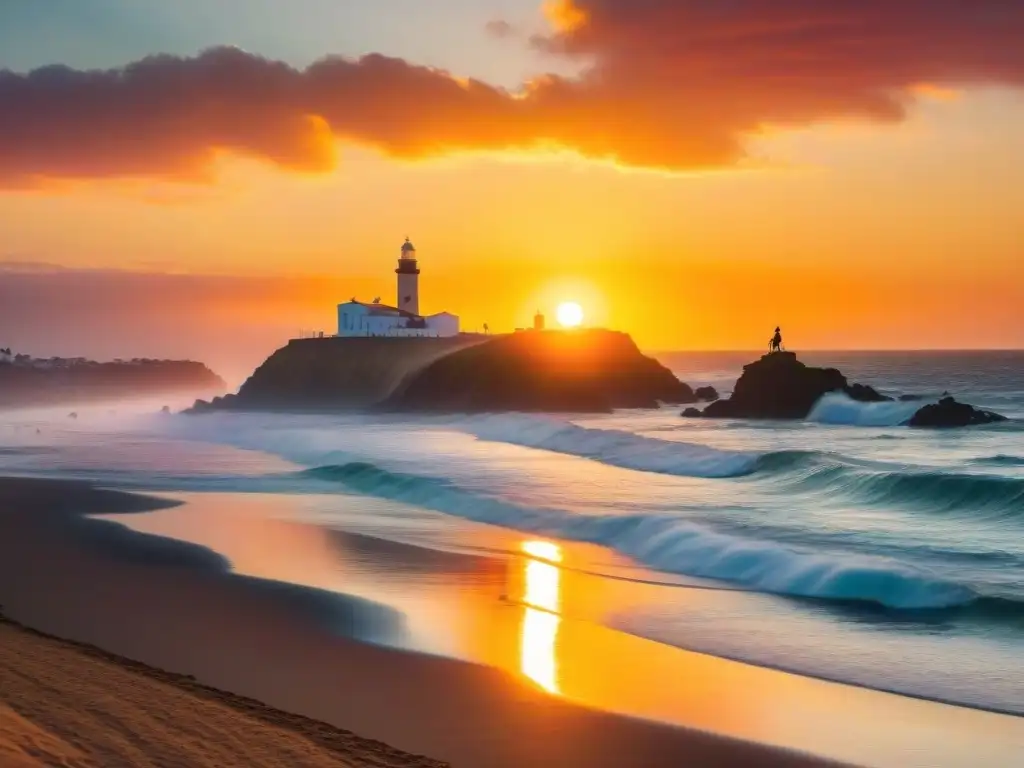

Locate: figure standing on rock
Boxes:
[769,326,784,353]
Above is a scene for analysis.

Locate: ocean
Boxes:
[2,350,1023,716]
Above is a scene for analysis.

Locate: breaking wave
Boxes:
[301,461,979,611]
[807,392,927,427]
[778,463,1024,520]
[457,414,761,478]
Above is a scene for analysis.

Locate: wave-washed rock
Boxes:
[694,386,719,402]
[698,351,888,420]
[688,352,1008,427]
[904,396,1007,428]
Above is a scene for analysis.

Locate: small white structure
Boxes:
[424,311,459,337]
[336,238,460,337]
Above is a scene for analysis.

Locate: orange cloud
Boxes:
[912,83,962,103]
[543,0,589,32]
[2,2,1024,183]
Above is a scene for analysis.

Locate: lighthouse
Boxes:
[396,237,421,316]
[335,235,459,337]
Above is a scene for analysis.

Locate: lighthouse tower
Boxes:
[395,237,421,316]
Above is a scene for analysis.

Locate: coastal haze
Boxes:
[2,2,1024,767]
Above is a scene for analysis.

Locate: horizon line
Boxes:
[645,348,1024,354]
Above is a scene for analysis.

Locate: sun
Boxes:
[556,301,584,328]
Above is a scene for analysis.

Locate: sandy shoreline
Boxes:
[0,613,446,768]
[0,477,837,768]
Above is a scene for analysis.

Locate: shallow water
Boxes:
[95,493,1024,768]
[2,350,1023,715]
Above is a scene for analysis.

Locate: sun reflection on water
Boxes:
[519,540,562,693]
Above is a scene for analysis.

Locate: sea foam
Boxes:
[807,392,927,427]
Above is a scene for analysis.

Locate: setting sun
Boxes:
[556,302,584,328]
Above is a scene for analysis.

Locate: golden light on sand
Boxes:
[556,302,584,328]
[520,540,562,693]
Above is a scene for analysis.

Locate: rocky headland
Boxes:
[195,335,485,413]
[684,351,1006,427]
[389,329,693,411]
[190,330,696,414]
[0,354,225,409]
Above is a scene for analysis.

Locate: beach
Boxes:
[0,616,444,768]
[4,0,1024,761]
[3,350,1024,768]
[0,476,839,768]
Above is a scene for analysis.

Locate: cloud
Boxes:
[0,258,70,272]
[0,47,519,184]
[528,1,1024,155]
[484,19,516,39]
[2,2,1024,182]
[542,0,589,33]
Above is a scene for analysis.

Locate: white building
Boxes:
[336,238,460,337]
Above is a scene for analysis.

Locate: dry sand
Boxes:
[0,477,840,768]
[0,616,445,768]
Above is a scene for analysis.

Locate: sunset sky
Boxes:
[2,0,1023,377]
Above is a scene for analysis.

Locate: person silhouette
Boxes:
[770,326,783,353]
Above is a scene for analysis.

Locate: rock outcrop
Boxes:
[845,383,890,403]
[699,351,888,420]
[189,394,239,413]
[905,397,1007,428]
[694,386,720,402]
[687,352,1009,427]
[190,330,696,414]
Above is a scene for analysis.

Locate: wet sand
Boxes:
[0,477,837,768]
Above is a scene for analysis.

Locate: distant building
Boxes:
[533,310,545,331]
[336,238,460,337]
